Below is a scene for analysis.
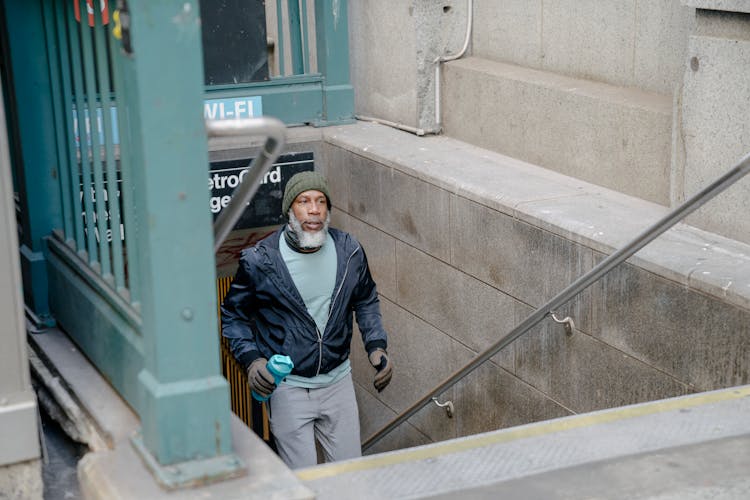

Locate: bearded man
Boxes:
[221,170,393,469]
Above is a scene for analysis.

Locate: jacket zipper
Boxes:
[315,245,359,376]
[315,327,323,376]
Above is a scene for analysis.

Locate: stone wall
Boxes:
[347,0,750,246]
[0,461,43,500]
[472,0,695,95]
[677,6,750,246]
[318,122,750,454]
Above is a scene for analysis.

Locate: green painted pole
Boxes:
[286,0,304,74]
[114,0,235,470]
[275,0,286,75]
[314,0,354,125]
[3,0,63,325]
[51,0,86,251]
[41,0,74,245]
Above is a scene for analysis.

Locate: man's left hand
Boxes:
[369,348,392,392]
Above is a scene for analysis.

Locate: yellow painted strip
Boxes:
[296,385,750,482]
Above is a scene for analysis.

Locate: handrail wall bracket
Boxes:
[432,397,454,418]
[551,313,575,336]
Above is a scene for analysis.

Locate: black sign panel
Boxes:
[209,152,314,230]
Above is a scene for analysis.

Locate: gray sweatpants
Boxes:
[268,372,362,469]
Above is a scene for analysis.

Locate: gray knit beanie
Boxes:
[282,171,331,217]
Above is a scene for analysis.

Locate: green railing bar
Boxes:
[276,0,286,75]
[287,0,304,74]
[53,0,85,251]
[107,19,140,304]
[92,7,124,289]
[78,2,111,277]
[300,0,310,73]
[313,0,355,124]
[66,1,97,262]
[41,0,74,243]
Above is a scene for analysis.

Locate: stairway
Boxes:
[299,385,750,499]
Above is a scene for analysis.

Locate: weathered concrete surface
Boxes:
[299,386,750,499]
[442,57,673,205]
[347,1,749,246]
[679,9,750,245]
[348,0,418,127]
[321,121,750,452]
[347,0,468,132]
[31,328,313,500]
[0,460,43,500]
[473,0,695,95]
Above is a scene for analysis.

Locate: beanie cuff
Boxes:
[282,171,331,216]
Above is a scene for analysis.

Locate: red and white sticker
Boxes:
[74,0,109,27]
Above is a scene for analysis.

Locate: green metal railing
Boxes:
[43,0,133,301]
[5,0,352,484]
[20,0,283,485]
[277,0,310,76]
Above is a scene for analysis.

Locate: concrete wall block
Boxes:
[0,460,43,500]
[513,305,691,413]
[319,142,352,218]
[590,259,750,390]
[354,381,431,455]
[395,240,515,371]
[452,347,571,437]
[450,195,594,309]
[352,298,462,442]
[541,0,636,88]
[473,0,543,69]
[470,1,692,95]
[331,211,398,301]
[348,0,418,126]
[442,58,673,205]
[635,0,695,95]
[681,35,750,245]
[345,149,451,261]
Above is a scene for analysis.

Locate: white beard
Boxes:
[288,211,330,249]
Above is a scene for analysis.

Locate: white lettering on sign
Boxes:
[204,96,262,121]
[208,165,281,214]
[70,96,261,148]
[79,180,125,243]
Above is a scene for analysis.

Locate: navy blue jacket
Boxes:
[221,227,388,377]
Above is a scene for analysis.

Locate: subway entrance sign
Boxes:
[209,152,314,230]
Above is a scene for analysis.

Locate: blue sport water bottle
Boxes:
[252,354,294,402]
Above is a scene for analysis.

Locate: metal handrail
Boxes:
[207,117,287,252]
[363,151,750,451]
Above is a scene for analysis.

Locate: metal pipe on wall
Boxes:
[434,0,473,132]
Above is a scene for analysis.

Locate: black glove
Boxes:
[247,358,276,399]
[369,348,392,392]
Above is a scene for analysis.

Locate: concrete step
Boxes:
[29,328,314,500]
[441,56,673,206]
[298,385,750,499]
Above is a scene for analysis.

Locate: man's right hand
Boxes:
[247,358,276,399]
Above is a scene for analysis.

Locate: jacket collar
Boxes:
[252,226,360,315]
